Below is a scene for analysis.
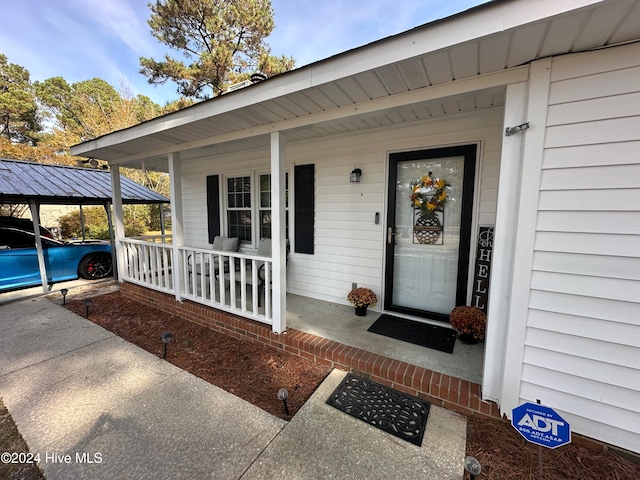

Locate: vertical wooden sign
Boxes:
[472,226,494,312]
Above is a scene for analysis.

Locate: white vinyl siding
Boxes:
[518,42,640,452]
[179,107,503,307]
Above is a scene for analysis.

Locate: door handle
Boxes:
[387,227,397,245]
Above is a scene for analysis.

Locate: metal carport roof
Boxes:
[0,158,168,204]
[0,158,169,292]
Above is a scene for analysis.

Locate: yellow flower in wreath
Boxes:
[410,171,450,219]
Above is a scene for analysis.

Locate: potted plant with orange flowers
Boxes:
[347,287,377,316]
[449,306,487,344]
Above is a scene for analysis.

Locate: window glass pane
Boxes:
[227,211,252,242]
[260,174,270,191]
[260,211,289,240]
[262,173,289,208]
[227,176,252,208]
[260,211,271,239]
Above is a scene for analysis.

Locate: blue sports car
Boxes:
[0,227,113,292]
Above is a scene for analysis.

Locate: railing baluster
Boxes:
[265,259,271,321]
[251,259,259,315]
[240,258,246,312]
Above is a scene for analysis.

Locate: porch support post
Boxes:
[110,165,125,283]
[168,152,184,300]
[270,131,286,333]
[500,58,552,415]
[28,200,48,293]
[482,81,528,403]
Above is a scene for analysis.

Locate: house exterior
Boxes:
[71,0,640,454]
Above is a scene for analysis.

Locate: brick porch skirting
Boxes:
[121,282,503,419]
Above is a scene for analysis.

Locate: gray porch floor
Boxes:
[285,294,484,385]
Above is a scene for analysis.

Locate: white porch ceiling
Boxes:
[71,0,640,171]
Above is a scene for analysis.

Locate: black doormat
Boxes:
[326,373,431,446]
[367,314,456,354]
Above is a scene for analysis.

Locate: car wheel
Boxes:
[79,253,113,280]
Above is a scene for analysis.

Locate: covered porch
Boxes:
[69,0,636,413]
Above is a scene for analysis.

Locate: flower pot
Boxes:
[459,333,479,344]
[355,306,367,316]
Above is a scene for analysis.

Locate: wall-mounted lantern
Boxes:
[350,168,362,183]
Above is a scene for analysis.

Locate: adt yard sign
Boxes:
[511,403,571,449]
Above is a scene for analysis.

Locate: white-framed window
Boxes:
[223,172,290,246]
[226,175,252,243]
[258,172,289,239]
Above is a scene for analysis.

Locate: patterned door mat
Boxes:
[326,373,431,446]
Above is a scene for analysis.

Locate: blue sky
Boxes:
[2,0,490,105]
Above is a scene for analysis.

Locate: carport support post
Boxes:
[104,201,118,282]
[110,165,126,283]
[270,132,286,334]
[28,199,49,293]
[79,205,86,242]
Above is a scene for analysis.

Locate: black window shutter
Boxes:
[206,175,220,243]
[294,164,314,254]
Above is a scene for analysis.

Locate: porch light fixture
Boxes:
[505,122,530,136]
[60,288,69,305]
[350,168,362,183]
[464,456,482,480]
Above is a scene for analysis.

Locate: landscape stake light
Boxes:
[83,298,92,318]
[160,332,173,359]
[277,388,290,415]
[464,456,481,480]
[60,289,68,305]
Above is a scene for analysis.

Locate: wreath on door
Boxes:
[410,172,449,244]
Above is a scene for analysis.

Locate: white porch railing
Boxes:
[118,239,273,325]
[120,238,175,293]
[179,246,273,325]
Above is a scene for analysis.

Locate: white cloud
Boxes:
[68,0,159,55]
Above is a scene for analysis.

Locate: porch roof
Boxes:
[71,0,640,170]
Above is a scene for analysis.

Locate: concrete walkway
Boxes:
[0,297,466,479]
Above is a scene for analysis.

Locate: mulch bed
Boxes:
[58,290,640,478]
[0,398,45,480]
[466,415,640,479]
[63,291,331,420]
